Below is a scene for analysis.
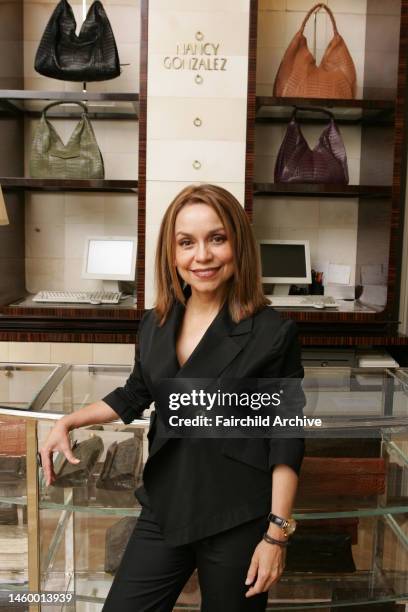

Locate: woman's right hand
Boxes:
[39,420,80,486]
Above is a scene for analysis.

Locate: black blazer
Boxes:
[102,300,305,545]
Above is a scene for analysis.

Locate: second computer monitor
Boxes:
[82,236,137,291]
[258,240,312,285]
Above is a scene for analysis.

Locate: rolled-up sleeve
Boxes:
[267,321,305,476]
[102,314,153,424]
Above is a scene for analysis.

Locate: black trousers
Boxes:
[102,505,269,612]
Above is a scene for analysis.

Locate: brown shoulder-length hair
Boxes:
[154,184,269,325]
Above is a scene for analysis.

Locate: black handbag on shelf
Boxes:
[96,433,144,492]
[0,502,18,525]
[34,0,120,82]
[0,457,26,498]
[285,532,356,572]
[95,433,144,507]
[53,436,104,487]
[105,516,138,574]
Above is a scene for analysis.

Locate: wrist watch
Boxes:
[268,512,297,537]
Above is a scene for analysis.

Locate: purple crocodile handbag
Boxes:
[274,107,349,184]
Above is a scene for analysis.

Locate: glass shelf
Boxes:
[38,515,408,610]
[39,502,141,517]
[0,496,27,506]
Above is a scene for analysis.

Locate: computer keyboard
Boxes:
[32,290,122,304]
[266,295,338,309]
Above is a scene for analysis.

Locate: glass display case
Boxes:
[1,364,408,610]
[0,363,63,411]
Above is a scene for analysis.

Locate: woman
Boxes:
[40,184,305,612]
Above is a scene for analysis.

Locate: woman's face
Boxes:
[174,203,235,297]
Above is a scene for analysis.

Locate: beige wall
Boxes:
[0,341,135,365]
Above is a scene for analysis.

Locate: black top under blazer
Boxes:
[102,299,305,546]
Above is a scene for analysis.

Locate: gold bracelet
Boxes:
[262,532,289,547]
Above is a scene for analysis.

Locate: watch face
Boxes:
[286,519,297,535]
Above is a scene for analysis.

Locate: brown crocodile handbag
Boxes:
[274,107,349,184]
[273,3,356,99]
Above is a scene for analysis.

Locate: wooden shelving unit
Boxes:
[0,1,406,347]
[246,1,408,343]
[0,86,141,337]
[254,183,391,199]
[0,90,140,119]
[1,178,138,193]
[255,96,395,125]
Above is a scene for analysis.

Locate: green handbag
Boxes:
[30,101,104,179]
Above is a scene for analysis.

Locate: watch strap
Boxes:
[268,512,288,528]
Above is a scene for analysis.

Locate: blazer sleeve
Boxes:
[101,313,153,424]
[266,320,305,476]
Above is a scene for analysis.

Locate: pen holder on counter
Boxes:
[310,281,324,295]
[310,270,324,295]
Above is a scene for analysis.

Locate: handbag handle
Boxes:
[42,100,88,116]
[290,105,335,121]
[300,3,338,36]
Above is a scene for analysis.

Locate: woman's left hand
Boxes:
[244,540,286,598]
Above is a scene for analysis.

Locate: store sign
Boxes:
[163,35,228,72]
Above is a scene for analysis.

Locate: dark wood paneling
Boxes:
[244,0,258,220]
[0,91,139,102]
[299,334,408,346]
[257,96,395,111]
[2,328,408,346]
[0,330,138,343]
[254,184,391,198]
[0,305,143,319]
[1,178,138,192]
[137,0,148,311]
[0,193,25,304]
[0,113,25,307]
[0,0,23,90]
[382,0,408,324]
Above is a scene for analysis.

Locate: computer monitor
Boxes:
[258,240,312,295]
[82,236,137,292]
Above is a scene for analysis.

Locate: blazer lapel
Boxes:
[175,301,253,379]
[146,300,254,460]
[146,301,184,382]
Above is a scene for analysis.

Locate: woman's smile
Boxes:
[191,266,221,279]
